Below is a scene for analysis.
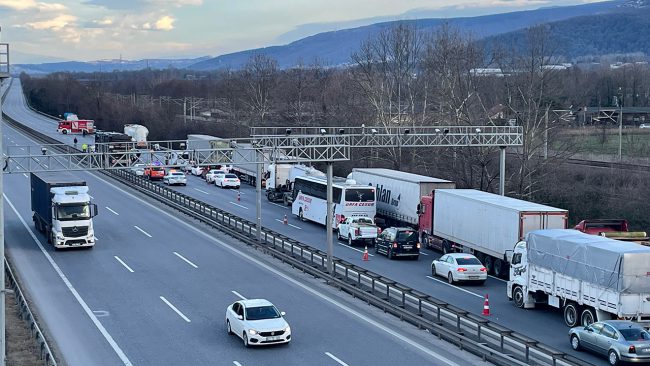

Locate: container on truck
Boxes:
[31,172,98,249]
[507,229,650,327]
[124,124,149,148]
[348,168,455,227]
[420,189,568,278]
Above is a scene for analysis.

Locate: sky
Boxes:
[0,0,607,64]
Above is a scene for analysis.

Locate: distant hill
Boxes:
[14,56,211,75]
[187,1,621,70]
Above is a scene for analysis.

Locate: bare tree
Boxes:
[243,54,279,125]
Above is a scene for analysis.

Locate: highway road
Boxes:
[2,79,489,365]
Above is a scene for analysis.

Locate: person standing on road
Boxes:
[81,143,88,153]
[73,137,78,148]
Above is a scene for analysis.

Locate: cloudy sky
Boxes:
[0,0,605,63]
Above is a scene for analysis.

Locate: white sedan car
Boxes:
[205,169,226,183]
[225,299,291,347]
[190,165,204,176]
[163,171,187,186]
[131,163,146,176]
[431,253,487,285]
[215,173,241,189]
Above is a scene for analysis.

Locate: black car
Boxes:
[375,227,420,260]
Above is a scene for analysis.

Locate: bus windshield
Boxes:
[345,188,375,202]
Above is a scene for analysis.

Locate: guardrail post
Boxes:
[499,330,512,351]
[476,319,489,342]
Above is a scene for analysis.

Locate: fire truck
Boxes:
[57,114,95,135]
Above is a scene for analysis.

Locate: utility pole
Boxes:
[0,26,8,366]
[544,109,549,160]
[499,147,506,196]
[618,88,623,161]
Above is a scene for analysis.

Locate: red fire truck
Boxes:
[57,119,95,135]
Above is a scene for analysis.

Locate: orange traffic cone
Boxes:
[237,191,241,202]
[283,215,288,225]
[482,294,490,316]
[362,246,369,261]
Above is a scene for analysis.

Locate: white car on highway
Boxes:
[225,299,291,347]
[205,169,226,183]
[163,171,187,186]
[190,165,204,176]
[215,173,241,189]
[131,163,146,176]
[431,253,487,285]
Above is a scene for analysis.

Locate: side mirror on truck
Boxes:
[92,204,99,217]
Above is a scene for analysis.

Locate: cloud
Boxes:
[84,0,202,10]
[25,14,77,31]
[0,0,65,11]
[154,15,174,30]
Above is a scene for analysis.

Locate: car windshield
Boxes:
[57,203,91,221]
[620,328,650,341]
[171,173,185,177]
[396,230,418,243]
[456,257,482,265]
[245,305,280,320]
[225,174,238,179]
[356,218,373,224]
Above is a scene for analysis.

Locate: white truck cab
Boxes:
[49,186,97,248]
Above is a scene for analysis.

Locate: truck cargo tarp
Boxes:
[527,229,650,293]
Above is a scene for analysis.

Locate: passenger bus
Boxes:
[291,175,376,229]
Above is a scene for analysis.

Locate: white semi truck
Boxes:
[508,229,650,327]
[31,172,98,249]
[266,164,324,205]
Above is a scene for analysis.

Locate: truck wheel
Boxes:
[267,191,274,201]
[62,129,68,134]
[512,286,525,308]
[493,259,506,278]
[564,303,580,327]
[348,235,354,247]
[483,256,494,275]
[581,308,596,326]
[442,240,451,254]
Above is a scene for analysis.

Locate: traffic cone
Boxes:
[362,246,369,261]
[237,191,241,202]
[482,294,490,316]
[283,215,288,225]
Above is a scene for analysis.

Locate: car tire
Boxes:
[608,350,619,366]
[226,320,233,335]
[388,248,394,260]
[570,335,581,351]
[513,286,526,308]
[563,302,580,327]
[348,235,353,246]
[431,264,437,277]
[243,333,250,348]
[447,272,455,284]
[581,308,596,326]
[374,243,380,254]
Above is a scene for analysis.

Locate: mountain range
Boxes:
[14,0,650,74]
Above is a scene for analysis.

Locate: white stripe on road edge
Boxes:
[4,194,133,365]
[106,207,119,215]
[233,362,243,366]
[229,202,248,209]
[325,352,350,366]
[489,275,507,283]
[86,170,461,366]
[173,252,198,269]
[425,276,483,299]
[337,242,374,256]
[114,256,134,273]
[194,188,210,195]
[231,291,247,300]
[419,251,429,256]
[134,225,152,238]
[274,219,302,230]
[270,202,288,210]
[159,296,191,323]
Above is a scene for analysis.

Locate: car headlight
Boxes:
[284,326,291,333]
[248,329,258,335]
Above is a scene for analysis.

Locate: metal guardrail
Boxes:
[6,86,595,366]
[106,168,594,366]
[5,259,57,366]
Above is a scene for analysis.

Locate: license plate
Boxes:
[266,336,282,341]
[469,276,479,279]
[403,246,412,250]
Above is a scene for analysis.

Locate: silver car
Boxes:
[163,171,187,186]
[569,320,650,365]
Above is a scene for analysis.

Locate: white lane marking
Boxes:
[489,275,507,283]
[22,173,28,178]
[229,202,248,209]
[231,291,247,300]
[134,225,152,238]
[325,352,350,366]
[233,362,243,366]
[114,256,134,273]
[173,252,198,269]
[337,241,374,256]
[159,296,191,323]
[5,195,133,365]
[425,275,483,299]
[274,219,302,230]
[106,207,119,215]
[419,251,429,256]
[194,188,210,195]
[270,202,288,210]
[84,171,460,365]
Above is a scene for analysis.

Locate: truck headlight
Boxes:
[56,232,65,239]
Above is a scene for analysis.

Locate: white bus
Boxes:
[291,175,376,228]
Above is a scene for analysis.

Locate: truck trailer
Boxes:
[124,124,149,148]
[31,172,98,249]
[348,168,455,227]
[266,164,324,205]
[421,189,568,278]
[507,229,650,327]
